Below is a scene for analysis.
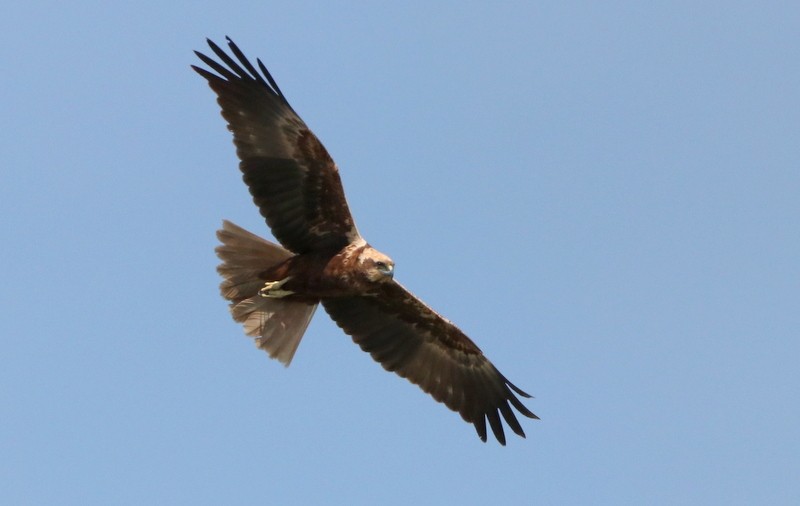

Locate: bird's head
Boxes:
[357,246,395,283]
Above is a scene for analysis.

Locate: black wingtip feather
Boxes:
[194,37,295,113]
[206,38,251,81]
[486,411,506,446]
[191,64,220,83]
[507,390,538,420]
[474,417,488,443]
[499,402,526,438]
[194,50,238,81]
[224,37,268,87]
[506,377,533,398]
[257,58,288,101]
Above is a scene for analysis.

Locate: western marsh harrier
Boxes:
[193,38,538,444]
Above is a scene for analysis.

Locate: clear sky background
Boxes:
[2,1,799,504]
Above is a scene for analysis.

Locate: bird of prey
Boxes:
[193,37,538,444]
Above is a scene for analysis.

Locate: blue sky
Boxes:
[2,1,799,504]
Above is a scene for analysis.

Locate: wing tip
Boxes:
[193,37,294,111]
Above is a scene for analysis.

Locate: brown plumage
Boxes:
[194,37,538,444]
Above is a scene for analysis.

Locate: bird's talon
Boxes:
[259,278,293,298]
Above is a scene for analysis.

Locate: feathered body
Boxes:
[194,38,538,444]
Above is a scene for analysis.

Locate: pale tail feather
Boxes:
[215,220,318,366]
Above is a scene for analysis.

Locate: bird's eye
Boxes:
[375,261,393,276]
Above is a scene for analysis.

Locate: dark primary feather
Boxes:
[192,38,360,254]
[322,282,538,445]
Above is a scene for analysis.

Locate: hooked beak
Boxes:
[378,264,394,279]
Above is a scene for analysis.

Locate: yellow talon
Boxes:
[258,277,294,298]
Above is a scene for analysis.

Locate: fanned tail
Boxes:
[216,220,317,366]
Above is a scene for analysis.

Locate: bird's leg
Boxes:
[258,277,294,298]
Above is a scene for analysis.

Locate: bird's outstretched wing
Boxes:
[322,282,538,445]
[193,38,360,254]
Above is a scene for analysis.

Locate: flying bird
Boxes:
[193,37,538,444]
